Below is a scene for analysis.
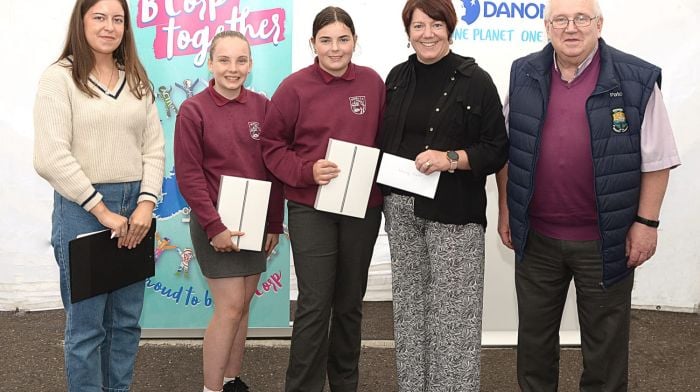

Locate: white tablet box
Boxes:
[217,175,271,251]
[314,138,380,218]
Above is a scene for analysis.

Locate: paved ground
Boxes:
[1,302,698,391]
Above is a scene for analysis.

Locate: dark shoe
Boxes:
[223,377,249,392]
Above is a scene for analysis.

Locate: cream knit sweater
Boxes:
[34,60,165,212]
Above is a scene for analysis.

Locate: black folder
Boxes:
[69,219,156,303]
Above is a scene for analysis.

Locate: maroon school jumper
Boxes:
[262,59,385,209]
[174,81,283,239]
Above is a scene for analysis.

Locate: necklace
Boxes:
[107,65,116,89]
[96,63,117,89]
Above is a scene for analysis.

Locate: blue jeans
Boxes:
[52,182,145,392]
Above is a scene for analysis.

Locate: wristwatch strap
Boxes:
[446,151,458,173]
[635,215,660,228]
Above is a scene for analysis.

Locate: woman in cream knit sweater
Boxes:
[33,0,164,390]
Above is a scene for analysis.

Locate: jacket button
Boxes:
[425,145,429,149]
[429,127,434,132]
[466,105,471,110]
[435,108,440,112]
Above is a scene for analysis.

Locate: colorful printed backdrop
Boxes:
[130,0,292,332]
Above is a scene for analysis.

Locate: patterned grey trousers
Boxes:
[384,194,485,392]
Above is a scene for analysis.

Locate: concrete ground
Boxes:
[1,302,698,391]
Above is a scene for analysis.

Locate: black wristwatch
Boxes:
[446,150,459,173]
[634,215,660,228]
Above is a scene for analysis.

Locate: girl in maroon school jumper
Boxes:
[262,7,385,392]
[174,31,283,392]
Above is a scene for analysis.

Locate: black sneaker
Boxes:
[223,377,250,392]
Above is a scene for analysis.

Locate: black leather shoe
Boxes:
[223,377,250,392]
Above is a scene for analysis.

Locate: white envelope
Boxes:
[217,175,271,251]
[376,153,441,199]
[314,138,380,218]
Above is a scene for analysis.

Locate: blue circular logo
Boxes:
[462,0,481,25]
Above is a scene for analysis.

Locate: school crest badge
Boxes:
[611,108,629,133]
[349,96,366,115]
[248,121,261,140]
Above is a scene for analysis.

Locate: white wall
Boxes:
[2,0,698,318]
[0,1,73,310]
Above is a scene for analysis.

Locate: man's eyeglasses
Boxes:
[549,14,598,29]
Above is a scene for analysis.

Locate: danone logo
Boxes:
[455,0,545,25]
[452,0,546,42]
[458,0,481,25]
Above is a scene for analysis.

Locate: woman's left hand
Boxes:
[123,201,155,249]
[415,150,449,174]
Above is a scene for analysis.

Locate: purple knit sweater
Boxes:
[529,52,602,241]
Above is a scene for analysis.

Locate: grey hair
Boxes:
[544,0,603,20]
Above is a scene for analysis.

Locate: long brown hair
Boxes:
[59,0,153,99]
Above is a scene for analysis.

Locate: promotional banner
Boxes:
[452,0,545,42]
[130,0,293,335]
[448,0,549,93]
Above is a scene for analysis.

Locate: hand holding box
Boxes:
[217,176,271,251]
[314,138,380,218]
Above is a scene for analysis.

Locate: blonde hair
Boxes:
[208,30,251,60]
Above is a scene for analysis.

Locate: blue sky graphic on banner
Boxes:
[130,0,293,331]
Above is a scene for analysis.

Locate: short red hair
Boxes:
[402,0,458,38]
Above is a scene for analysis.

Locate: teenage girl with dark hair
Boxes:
[262,6,385,392]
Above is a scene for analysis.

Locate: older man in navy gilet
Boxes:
[495,0,680,390]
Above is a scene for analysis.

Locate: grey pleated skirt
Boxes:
[189,214,266,278]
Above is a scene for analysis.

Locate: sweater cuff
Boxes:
[205,218,228,241]
[137,191,159,205]
[464,147,482,178]
[267,220,284,234]
[301,161,316,186]
[80,188,103,212]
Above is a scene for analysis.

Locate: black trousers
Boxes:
[284,201,382,392]
[516,230,634,392]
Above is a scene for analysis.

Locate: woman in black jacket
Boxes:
[378,0,508,390]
